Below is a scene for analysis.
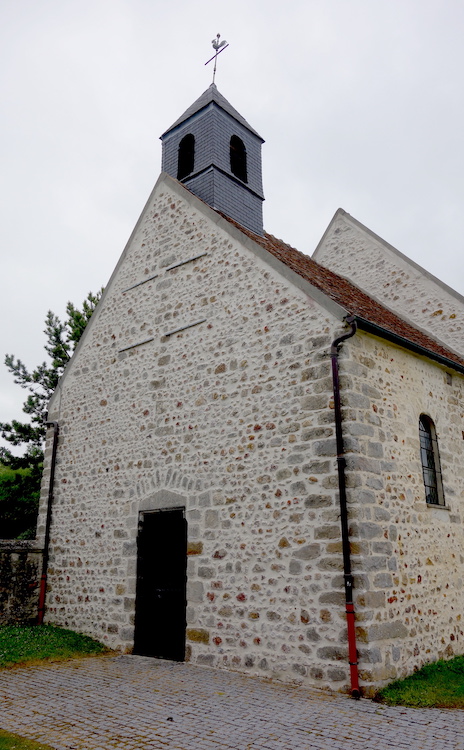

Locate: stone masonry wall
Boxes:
[314,211,464,354]
[340,331,463,690]
[0,541,43,625]
[37,178,463,695]
[38,178,364,693]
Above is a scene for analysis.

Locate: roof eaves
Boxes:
[354,316,464,376]
[153,176,464,376]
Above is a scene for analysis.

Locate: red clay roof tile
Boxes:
[223,214,464,371]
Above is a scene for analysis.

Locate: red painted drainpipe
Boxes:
[37,421,59,625]
[330,316,361,698]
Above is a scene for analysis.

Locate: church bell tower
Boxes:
[161,84,265,236]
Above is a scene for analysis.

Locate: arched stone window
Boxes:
[419,414,445,505]
[177,134,195,180]
[230,135,247,183]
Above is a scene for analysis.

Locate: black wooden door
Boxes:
[134,508,187,661]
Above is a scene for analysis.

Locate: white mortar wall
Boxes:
[342,331,464,686]
[38,180,359,693]
[37,183,464,696]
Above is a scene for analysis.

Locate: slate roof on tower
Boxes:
[161,85,265,235]
[161,83,264,140]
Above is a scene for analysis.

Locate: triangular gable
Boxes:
[47,174,347,413]
[49,175,464,417]
[313,208,464,357]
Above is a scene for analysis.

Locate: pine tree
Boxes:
[0,290,103,475]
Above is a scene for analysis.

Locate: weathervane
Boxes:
[205,33,229,84]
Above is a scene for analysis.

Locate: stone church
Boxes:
[38,84,464,696]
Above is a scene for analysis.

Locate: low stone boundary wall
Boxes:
[0,541,43,625]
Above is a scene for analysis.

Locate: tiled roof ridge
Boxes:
[219,214,464,371]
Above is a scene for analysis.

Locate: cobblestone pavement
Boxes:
[0,656,463,750]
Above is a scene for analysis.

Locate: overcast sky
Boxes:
[1,0,463,445]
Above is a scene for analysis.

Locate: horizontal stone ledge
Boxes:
[118,337,155,353]
[165,252,208,272]
[121,273,159,292]
[0,540,44,552]
[163,319,207,338]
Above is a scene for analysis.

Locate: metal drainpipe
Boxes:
[330,316,361,698]
[37,420,59,625]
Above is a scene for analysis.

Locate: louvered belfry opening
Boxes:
[161,83,265,235]
[230,135,247,182]
[177,134,195,180]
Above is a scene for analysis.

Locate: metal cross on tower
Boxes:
[205,33,229,84]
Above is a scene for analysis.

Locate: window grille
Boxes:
[419,415,445,505]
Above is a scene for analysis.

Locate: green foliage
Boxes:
[66,293,102,348]
[0,624,109,669]
[376,655,464,708]
[0,290,103,473]
[0,290,102,538]
[0,728,54,750]
[0,467,40,538]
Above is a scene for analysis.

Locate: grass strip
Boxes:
[0,624,109,669]
[377,655,464,708]
[0,728,54,750]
